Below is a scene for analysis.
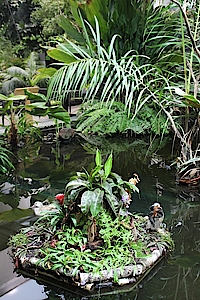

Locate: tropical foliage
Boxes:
[0,141,15,175]
[67,0,180,61]
[45,0,199,184]
[8,150,174,280]
[47,15,174,131]
[76,100,168,136]
[0,52,44,95]
[64,149,139,221]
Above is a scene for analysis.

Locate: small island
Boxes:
[8,150,174,293]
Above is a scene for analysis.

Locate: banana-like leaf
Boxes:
[0,94,8,100]
[57,15,86,44]
[24,90,47,102]
[32,67,57,86]
[47,49,77,64]
[69,0,108,38]
[48,111,70,125]
[26,102,49,109]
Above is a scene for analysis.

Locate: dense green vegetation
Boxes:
[0,0,199,181]
[8,150,174,283]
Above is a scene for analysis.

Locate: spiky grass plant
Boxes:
[0,140,15,175]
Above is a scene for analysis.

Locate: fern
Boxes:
[139,105,169,134]
[76,100,169,136]
[127,117,150,134]
[76,101,130,135]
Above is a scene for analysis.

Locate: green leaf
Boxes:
[48,111,71,125]
[66,179,89,190]
[26,102,48,109]
[95,148,101,166]
[80,188,103,216]
[110,172,124,185]
[80,190,93,214]
[174,87,200,108]
[57,15,86,44]
[47,49,78,64]
[104,193,119,217]
[0,208,32,222]
[25,90,47,102]
[104,153,112,178]
[125,181,139,193]
[0,94,8,100]
[90,165,101,179]
[101,180,113,195]
[90,188,103,217]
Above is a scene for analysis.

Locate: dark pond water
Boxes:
[0,136,199,300]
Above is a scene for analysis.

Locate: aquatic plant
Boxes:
[8,149,174,286]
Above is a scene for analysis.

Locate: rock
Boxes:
[59,128,76,141]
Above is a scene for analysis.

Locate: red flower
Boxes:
[55,193,65,205]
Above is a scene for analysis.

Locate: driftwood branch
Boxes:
[171,0,200,59]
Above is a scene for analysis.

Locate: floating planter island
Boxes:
[8,150,174,295]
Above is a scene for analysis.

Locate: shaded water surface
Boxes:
[0,137,199,299]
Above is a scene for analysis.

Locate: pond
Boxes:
[0,136,199,299]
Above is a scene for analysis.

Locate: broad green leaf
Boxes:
[104,153,112,178]
[101,180,113,194]
[36,67,57,76]
[57,15,86,44]
[66,179,89,190]
[80,190,93,214]
[90,165,101,179]
[0,94,8,100]
[0,208,32,222]
[4,95,27,101]
[89,188,103,217]
[26,102,48,109]
[47,49,77,64]
[25,90,47,102]
[78,0,108,41]
[48,111,71,125]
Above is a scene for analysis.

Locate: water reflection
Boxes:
[0,138,199,299]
